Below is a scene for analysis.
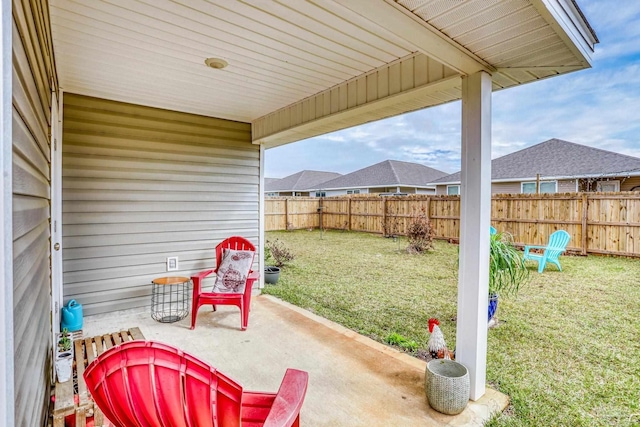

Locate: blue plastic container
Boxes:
[61,299,83,332]
[488,294,498,321]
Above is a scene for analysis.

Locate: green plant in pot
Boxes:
[488,231,529,321]
[55,328,74,383]
[264,239,294,284]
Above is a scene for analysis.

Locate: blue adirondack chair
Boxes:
[490,226,497,235]
[523,230,570,273]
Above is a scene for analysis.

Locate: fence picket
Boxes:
[265,192,640,257]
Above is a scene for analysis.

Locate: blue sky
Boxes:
[265,0,640,178]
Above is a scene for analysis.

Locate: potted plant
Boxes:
[488,231,529,321]
[264,239,294,284]
[55,328,74,383]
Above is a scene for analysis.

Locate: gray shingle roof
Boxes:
[266,170,342,192]
[319,160,449,190]
[430,139,640,184]
[264,178,280,187]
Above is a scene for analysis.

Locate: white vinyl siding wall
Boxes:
[62,94,258,315]
[491,182,521,194]
[558,179,578,192]
[12,1,56,426]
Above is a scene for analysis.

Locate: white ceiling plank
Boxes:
[50,11,341,88]
[461,14,547,52]
[237,0,406,62]
[273,0,413,56]
[54,53,300,112]
[102,0,371,74]
[56,60,293,115]
[57,67,285,117]
[55,0,360,78]
[52,29,320,98]
[170,0,392,67]
[426,0,530,36]
[474,26,557,60]
[323,0,494,75]
[58,67,289,117]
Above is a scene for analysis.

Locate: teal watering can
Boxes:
[61,300,83,332]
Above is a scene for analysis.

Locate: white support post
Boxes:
[456,71,492,401]
[258,144,265,289]
[0,0,13,424]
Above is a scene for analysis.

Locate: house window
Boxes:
[265,192,278,197]
[596,180,620,192]
[447,185,460,195]
[522,181,557,194]
[346,189,360,195]
[315,191,326,197]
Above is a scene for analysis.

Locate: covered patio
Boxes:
[80,295,509,426]
[2,1,596,425]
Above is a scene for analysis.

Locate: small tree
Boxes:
[265,239,295,267]
[406,207,434,253]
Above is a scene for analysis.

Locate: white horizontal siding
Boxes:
[62,94,258,315]
[12,0,56,425]
[558,179,578,192]
[492,182,521,194]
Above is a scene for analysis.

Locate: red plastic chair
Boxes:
[191,236,260,331]
[84,340,309,427]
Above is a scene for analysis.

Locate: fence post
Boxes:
[581,193,588,255]
[348,198,351,231]
[382,197,387,236]
[285,198,289,230]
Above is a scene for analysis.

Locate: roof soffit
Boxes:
[49,0,596,142]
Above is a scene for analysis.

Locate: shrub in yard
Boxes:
[266,239,295,267]
[406,207,435,253]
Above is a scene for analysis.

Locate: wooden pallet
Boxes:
[52,327,145,427]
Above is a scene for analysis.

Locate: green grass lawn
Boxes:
[263,230,640,427]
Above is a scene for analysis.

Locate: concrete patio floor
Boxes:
[83,295,508,426]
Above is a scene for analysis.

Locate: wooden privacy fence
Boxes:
[265,193,640,257]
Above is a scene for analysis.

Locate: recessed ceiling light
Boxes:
[205,58,228,69]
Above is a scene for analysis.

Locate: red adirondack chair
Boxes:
[191,236,260,330]
[84,340,309,427]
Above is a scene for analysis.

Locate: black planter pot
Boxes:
[264,266,281,284]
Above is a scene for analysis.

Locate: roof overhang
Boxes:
[49,0,597,147]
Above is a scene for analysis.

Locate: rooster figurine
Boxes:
[428,318,454,360]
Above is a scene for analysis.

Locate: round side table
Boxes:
[151,276,191,323]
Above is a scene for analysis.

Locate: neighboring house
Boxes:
[316,160,449,196]
[265,170,342,197]
[430,139,640,195]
